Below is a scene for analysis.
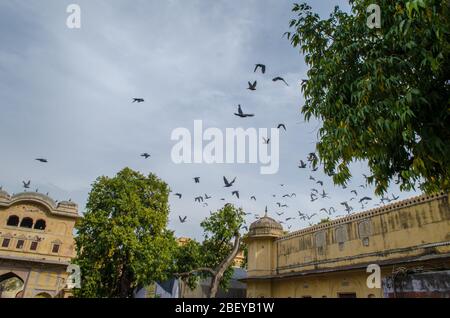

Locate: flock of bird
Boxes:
[14,63,402,233]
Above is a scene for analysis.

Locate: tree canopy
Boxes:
[286,0,449,194]
[74,168,177,297]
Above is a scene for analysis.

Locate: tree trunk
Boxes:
[208,233,241,298]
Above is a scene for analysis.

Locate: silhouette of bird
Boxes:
[359,184,366,189]
[285,217,295,221]
[298,160,307,168]
[223,176,236,187]
[35,158,48,163]
[276,202,282,207]
[250,196,256,201]
[309,175,316,181]
[132,98,144,103]
[193,177,200,183]
[282,194,290,198]
[312,166,318,172]
[321,190,329,198]
[179,216,187,223]
[22,180,31,189]
[204,194,212,200]
[232,191,240,199]
[141,153,151,159]
[195,196,203,203]
[272,77,289,86]
[241,225,248,231]
[305,213,317,220]
[254,64,266,74]
[310,194,318,202]
[351,190,358,196]
[316,180,324,186]
[391,194,399,201]
[277,124,286,131]
[262,137,270,144]
[307,152,318,162]
[359,196,372,203]
[234,104,254,118]
[276,211,284,216]
[311,188,319,194]
[174,193,182,199]
[247,81,257,91]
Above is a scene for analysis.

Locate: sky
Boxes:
[0,0,418,240]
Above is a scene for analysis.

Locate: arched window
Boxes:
[34,219,46,230]
[6,216,19,227]
[19,217,33,229]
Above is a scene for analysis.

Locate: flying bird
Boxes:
[351,190,358,196]
[132,98,144,103]
[321,190,329,198]
[359,196,372,203]
[316,180,324,186]
[193,177,200,183]
[35,158,48,163]
[276,212,284,216]
[174,193,182,199]
[204,194,212,200]
[195,196,204,203]
[231,191,240,199]
[298,160,307,168]
[391,194,399,201]
[250,196,256,201]
[234,104,254,118]
[272,77,289,86]
[247,81,257,91]
[309,175,316,181]
[277,124,286,131]
[254,64,266,74]
[223,176,236,187]
[141,153,151,159]
[179,216,187,223]
[22,180,31,189]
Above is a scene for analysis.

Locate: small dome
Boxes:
[248,207,283,238]
[250,216,283,231]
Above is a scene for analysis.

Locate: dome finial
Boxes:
[264,206,268,217]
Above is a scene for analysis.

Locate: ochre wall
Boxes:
[246,192,450,298]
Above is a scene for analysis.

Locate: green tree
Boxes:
[286,0,449,194]
[74,168,177,298]
[175,204,246,298]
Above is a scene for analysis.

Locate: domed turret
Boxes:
[248,207,283,238]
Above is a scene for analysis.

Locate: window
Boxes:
[6,215,19,226]
[34,219,46,230]
[16,240,25,249]
[1,238,11,248]
[52,244,60,253]
[362,237,370,247]
[30,241,38,251]
[20,217,33,229]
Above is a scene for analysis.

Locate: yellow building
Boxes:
[244,192,450,298]
[0,190,81,298]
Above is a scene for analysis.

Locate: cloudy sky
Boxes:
[0,0,417,240]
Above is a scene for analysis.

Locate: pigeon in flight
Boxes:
[285,217,295,221]
[193,177,200,183]
[250,196,256,201]
[391,194,399,201]
[204,194,212,200]
[234,104,254,118]
[223,176,236,187]
[276,211,284,216]
[298,160,307,168]
[247,81,257,91]
[35,158,48,163]
[174,193,182,199]
[254,64,266,74]
[179,216,187,223]
[132,98,144,103]
[359,196,372,203]
[316,180,324,186]
[309,175,316,181]
[22,180,31,189]
[272,77,289,86]
[277,124,286,131]
[321,190,329,198]
[141,153,151,159]
[351,190,358,196]
[195,196,204,203]
[232,191,240,199]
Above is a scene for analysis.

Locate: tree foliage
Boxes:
[74,168,178,297]
[287,0,449,194]
[175,204,246,297]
